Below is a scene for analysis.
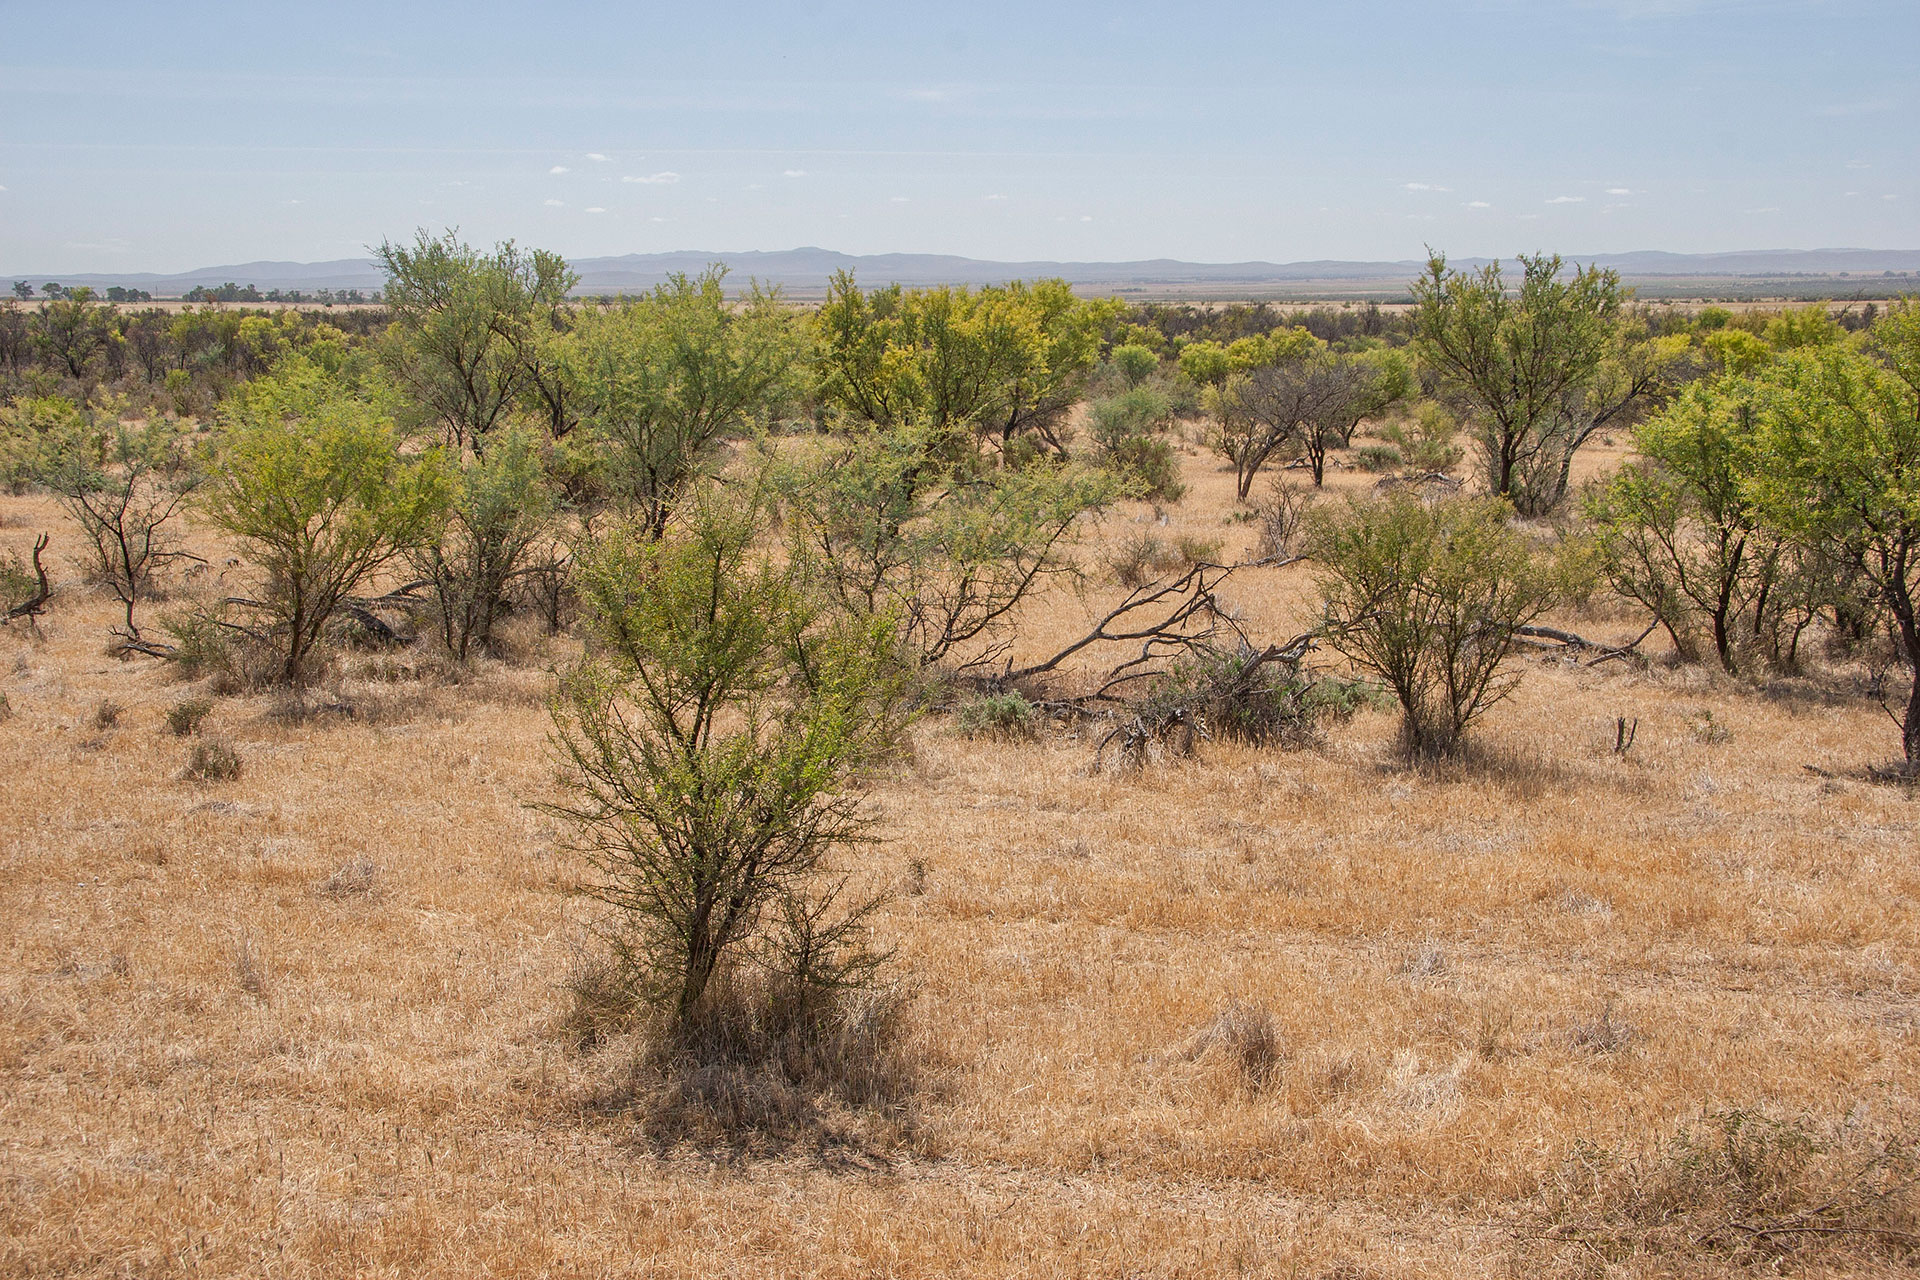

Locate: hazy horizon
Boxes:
[3,0,1915,275]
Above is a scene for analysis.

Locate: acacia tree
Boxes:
[561,268,801,539]
[779,423,1120,671]
[376,230,575,452]
[1311,494,1554,755]
[1213,349,1402,495]
[39,412,201,648]
[813,272,1117,455]
[200,356,449,683]
[546,488,911,1022]
[1413,252,1665,515]
[409,424,552,660]
[1749,308,1920,766]
[31,287,114,381]
[1586,376,1809,672]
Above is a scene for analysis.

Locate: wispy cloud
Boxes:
[549,165,570,174]
[544,198,564,206]
[782,168,807,178]
[585,152,611,163]
[1605,186,1634,195]
[622,171,680,184]
[1817,97,1897,118]
[1546,195,1586,204]
[889,196,910,203]
[1463,200,1491,209]
[585,206,606,214]
[984,193,1007,201]
[1404,181,1449,192]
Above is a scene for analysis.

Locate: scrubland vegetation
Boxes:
[3,237,1918,1277]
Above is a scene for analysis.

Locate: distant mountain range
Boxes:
[9,247,1920,299]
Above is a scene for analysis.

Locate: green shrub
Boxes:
[184,739,242,782]
[1311,494,1555,755]
[1352,443,1403,473]
[954,691,1037,741]
[165,697,214,736]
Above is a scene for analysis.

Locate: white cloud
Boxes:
[1080,215,1093,222]
[0,185,9,192]
[623,171,680,184]
[1885,193,1900,201]
[586,152,611,163]
[984,193,1007,201]
[745,183,765,190]
[782,168,807,178]
[1404,182,1449,192]
[585,206,607,214]
[545,198,565,207]
[1846,160,1872,170]
[650,216,671,223]
[1605,187,1634,195]
[1546,195,1586,204]
[549,165,570,175]
[1463,200,1491,209]
[890,196,909,203]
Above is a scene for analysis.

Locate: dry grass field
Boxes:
[3,429,1917,1278]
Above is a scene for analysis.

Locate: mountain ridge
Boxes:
[9,247,1919,297]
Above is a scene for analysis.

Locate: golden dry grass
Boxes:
[3,430,1917,1278]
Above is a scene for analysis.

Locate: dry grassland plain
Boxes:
[2,425,1916,1278]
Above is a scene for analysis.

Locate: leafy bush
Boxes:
[1352,443,1402,473]
[545,487,914,1026]
[1311,494,1555,755]
[184,740,242,782]
[165,697,214,736]
[954,691,1037,740]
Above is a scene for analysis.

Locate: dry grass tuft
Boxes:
[182,737,241,781]
[1523,1109,1920,1275]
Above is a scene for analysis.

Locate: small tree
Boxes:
[375,230,574,452]
[1413,252,1666,515]
[779,423,1120,672]
[1748,311,1920,767]
[1311,494,1554,755]
[1586,375,1809,672]
[39,411,202,648]
[562,269,800,538]
[1110,343,1158,388]
[410,424,553,661]
[31,287,114,381]
[199,357,449,683]
[546,488,911,1022]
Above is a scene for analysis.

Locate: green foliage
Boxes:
[1311,494,1555,755]
[1586,375,1813,671]
[0,394,89,492]
[1088,386,1183,502]
[545,487,913,1022]
[815,273,1119,455]
[1109,343,1159,388]
[199,355,451,683]
[376,230,576,449]
[37,409,202,644]
[1744,312,1920,762]
[411,424,553,660]
[1378,401,1464,473]
[562,268,802,537]
[954,691,1037,740]
[1762,304,1844,351]
[779,423,1121,671]
[1352,443,1402,473]
[1413,252,1663,515]
[30,287,114,380]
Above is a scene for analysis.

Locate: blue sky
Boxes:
[1,0,1914,272]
